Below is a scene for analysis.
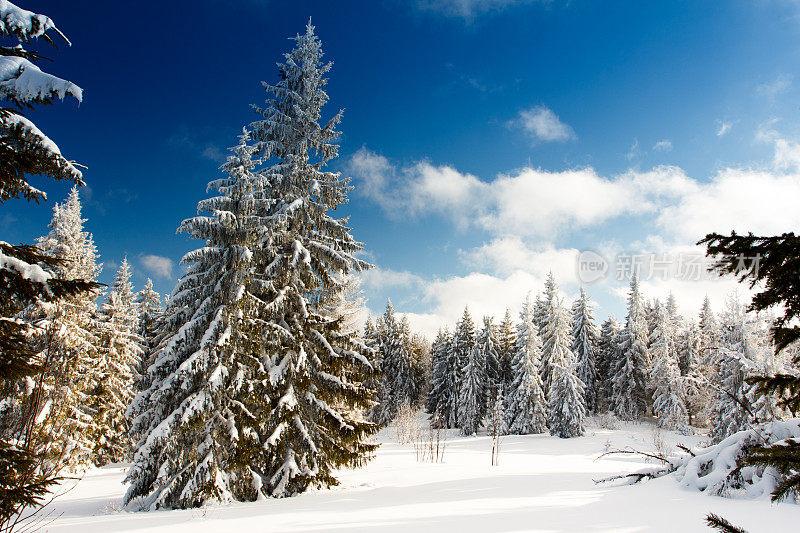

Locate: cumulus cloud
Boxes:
[511,105,576,143]
[140,254,174,279]
[359,266,425,291]
[716,120,732,137]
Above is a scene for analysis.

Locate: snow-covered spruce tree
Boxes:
[596,315,621,412]
[538,273,560,392]
[546,297,585,438]
[487,387,508,437]
[439,333,461,428]
[649,302,690,434]
[28,186,103,470]
[698,295,718,363]
[570,287,598,413]
[370,301,416,425]
[459,342,485,435]
[451,306,475,427]
[710,296,754,443]
[425,328,448,419]
[676,320,712,427]
[134,278,163,391]
[496,309,515,388]
[506,296,548,434]
[249,23,377,498]
[125,132,272,509]
[0,4,95,524]
[91,286,143,466]
[477,316,500,406]
[611,274,650,420]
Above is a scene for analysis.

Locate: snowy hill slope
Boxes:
[42,414,796,532]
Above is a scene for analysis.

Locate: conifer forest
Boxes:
[3,2,800,531]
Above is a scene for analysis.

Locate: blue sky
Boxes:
[9,0,800,337]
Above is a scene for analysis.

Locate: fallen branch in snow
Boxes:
[597,419,800,502]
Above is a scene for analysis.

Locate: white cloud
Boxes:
[415,0,540,19]
[459,237,580,281]
[653,139,673,152]
[716,120,732,137]
[511,105,576,143]
[757,74,792,101]
[359,266,424,291]
[140,254,174,279]
[626,138,641,161]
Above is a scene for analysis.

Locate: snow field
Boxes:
[43,414,797,532]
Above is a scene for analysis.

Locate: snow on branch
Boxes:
[0,0,69,45]
[0,54,82,105]
[598,419,800,501]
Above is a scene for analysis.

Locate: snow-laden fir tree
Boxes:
[570,288,598,412]
[648,302,690,434]
[0,4,94,522]
[427,328,459,427]
[495,309,515,388]
[370,301,417,425]
[125,132,274,509]
[611,274,650,420]
[546,297,585,438]
[676,321,711,426]
[91,282,143,465]
[506,296,548,434]
[710,296,751,443]
[458,341,485,435]
[476,316,500,406]
[134,278,163,391]
[27,186,103,470]
[534,272,557,335]
[539,273,560,392]
[248,23,378,498]
[453,307,476,395]
[698,295,718,363]
[596,315,621,412]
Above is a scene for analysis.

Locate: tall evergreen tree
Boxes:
[506,296,548,435]
[649,302,690,434]
[0,3,95,525]
[459,342,485,435]
[134,278,163,391]
[27,186,103,470]
[539,273,561,392]
[596,315,621,412]
[126,132,274,509]
[248,23,378,497]
[611,274,650,420]
[570,288,598,412]
[495,309,515,388]
[451,306,476,426]
[546,297,585,438]
[477,316,500,406]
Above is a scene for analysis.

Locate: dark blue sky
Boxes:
[7,0,800,334]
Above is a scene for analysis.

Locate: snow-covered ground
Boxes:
[42,414,796,532]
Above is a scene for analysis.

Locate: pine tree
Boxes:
[476,316,500,407]
[371,301,417,424]
[0,4,95,525]
[570,288,598,412]
[134,278,163,391]
[496,309,515,389]
[611,274,650,420]
[699,295,718,363]
[248,23,378,498]
[506,296,548,434]
[426,329,448,418]
[539,273,560,392]
[27,186,103,470]
[649,302,690,434]
[546,297,585,438]
[427,329,459,428]
[487,387,508,437]
[126,132,272,509]
[452,306,476,426]
[459,343,485,435]
[92,284,143,465]
[596,315,621,412]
